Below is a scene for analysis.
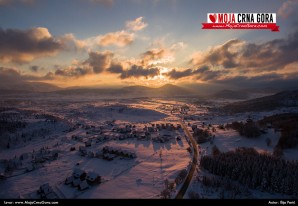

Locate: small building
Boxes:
[79,146,87,156]
[26,164,34,172]
[73,168,86,180]
[85,139,92,147]
[87,151,94,158]
[72,135,84,141]
[72,179,81,187]
[147,127,154,133]
[192,125,198,131]
[86,172,101,185]
[65,176,74,185]
[38,183,53,198]
[176,136,181,141]
[95,151,102,158]
[78,180,89,191]
[103,153,115,161]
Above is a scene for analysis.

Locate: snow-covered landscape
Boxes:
[0,90,298,199]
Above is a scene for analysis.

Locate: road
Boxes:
[175,120,199,199]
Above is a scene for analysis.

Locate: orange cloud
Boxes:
[126,17,148,31]
[99,30,134,47]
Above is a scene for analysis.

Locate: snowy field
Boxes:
[0,98,192,199]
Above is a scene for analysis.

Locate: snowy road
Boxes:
[175,120,198,199]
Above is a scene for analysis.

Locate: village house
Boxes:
[85,139,92,147]
[25,164,34,172]
[78,180,89,191]
[72,178,81,187]
[147,127,154,133]
[38,183,56,199]
[65,176,74,185]
[87,151,95,158]
[72,135,84,142]
[73,168,86,180]
[79,146,87,156]
[86,172,101,185]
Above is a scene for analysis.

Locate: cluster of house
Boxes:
[31,148,59,164]
[191,124,213,144]
[102,146,136,161]
[37,183,58,199]
[152,134,172,143]
[64,168,101,191]
[72,134,109,146]
[72,121,183,145]
[3,148,58,173]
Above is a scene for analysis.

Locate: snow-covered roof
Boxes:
[86,172,99,181]
[73,168,85,178]
[40,183,52,195]
[79,180,89,190]
[65,176,74,184]
[72,179,81,187]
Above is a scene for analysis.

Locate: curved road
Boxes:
[175,121,198,199]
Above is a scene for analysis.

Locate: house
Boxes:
[65,176,74,185]
[192,125,198,131]
[127,152,136,159]
[72,135,84,141]
[72,178,81,187]
[119,135,126,140]
[103,153,115,161]
[86,172,101,185]
[26,164,34,172]
[176,136,181,141]
[266,123,272,128]
[95,151,102,158]
[38,183,53,197]
[79,146,87,156]
[73,168,86,180]
[147,127,154,132]
[85,139,92,147]
[103,146,111,153]
[78,180,89,191]
[87,151,94,158]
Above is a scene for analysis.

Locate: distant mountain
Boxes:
[52,84,196,98]
[222,90,298,113]
[212,90,249,100]
[0,81,61,94]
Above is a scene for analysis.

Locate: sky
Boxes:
[0,0,298,89]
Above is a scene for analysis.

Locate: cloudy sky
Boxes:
[0,0,297,89]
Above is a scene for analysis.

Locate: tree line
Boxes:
[200,147,298,196]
